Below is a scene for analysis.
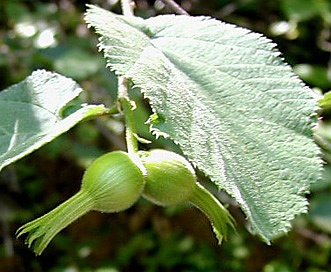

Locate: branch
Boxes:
[296,227,331,247]
[121,0,135,16]
[160,0,189,15]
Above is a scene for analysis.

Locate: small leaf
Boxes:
[318,91,331,112]
[85,6,322,242]
[0,70,108,172]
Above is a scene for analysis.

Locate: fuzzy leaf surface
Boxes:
[85,6,322,242]
[0,70,107,171]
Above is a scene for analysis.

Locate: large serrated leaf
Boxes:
[85,6,322,242]
[0,70,108,172]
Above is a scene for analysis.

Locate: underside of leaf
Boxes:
[85,6,323,243]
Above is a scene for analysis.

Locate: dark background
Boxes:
[0,0,330,271]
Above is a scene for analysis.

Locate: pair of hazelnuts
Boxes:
[17,149,234,255]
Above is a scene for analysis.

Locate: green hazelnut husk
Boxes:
[138,149,196,206]
[139,149,235,244]
[17,151,145,255]
[81,151,145,212]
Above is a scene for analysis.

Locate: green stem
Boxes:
[119,1,138,153]
[189,183,235,244]
[121,0,135,16]
[17,190,94,255]
[118,76,139,154]
[107,104,120,115]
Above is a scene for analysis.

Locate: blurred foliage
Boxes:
[0,0,330,271]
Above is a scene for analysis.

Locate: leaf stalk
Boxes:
[118,76,139,154]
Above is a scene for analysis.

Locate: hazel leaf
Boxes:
[85,6,322,243]
[0,70,108,172]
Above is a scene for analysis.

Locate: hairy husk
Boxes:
[17,151,145,255]
[139,149,234,243]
